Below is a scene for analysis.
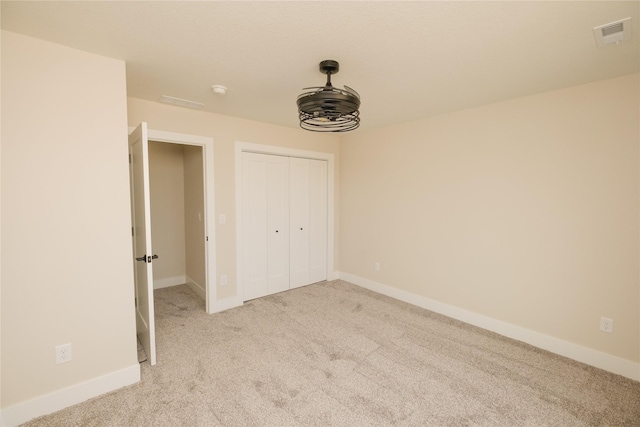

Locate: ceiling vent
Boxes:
[158,95,204,109]
[593,17,632,47]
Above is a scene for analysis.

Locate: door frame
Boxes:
[235,141,336,304]
[129,126,217,313]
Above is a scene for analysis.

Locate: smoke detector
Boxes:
[593,17,632,47]
[211,85,227,95]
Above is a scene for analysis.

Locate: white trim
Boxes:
[128,126,211,146]
[185,275,206,301]
[153,275,186,290]
[327,271,340,282]
[128,127,216,314]
[201,138,217,314]
[340,272,640,382]
[213,295,244,313]
[0,364,140,427]
[234,141,336,307]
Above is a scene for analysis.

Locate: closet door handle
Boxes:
[275,230,279,233]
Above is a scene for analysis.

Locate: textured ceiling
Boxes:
[2,1,639,131]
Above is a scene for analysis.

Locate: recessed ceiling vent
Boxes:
[593,17,632,47]
[158,95,204,109]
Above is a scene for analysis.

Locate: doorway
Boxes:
[149,141,207,302]
[129,123,216,366]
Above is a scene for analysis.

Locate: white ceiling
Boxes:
[2,1,639,132]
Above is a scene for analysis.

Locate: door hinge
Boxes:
[206,236,209,242]
[129,153,132,164]
[131,227,134,237]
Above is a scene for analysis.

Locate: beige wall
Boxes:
[340,73,640,363]
[183,145,206,290]
[149,141,186,284]
[1,31,137,407]
[127,98,341,300]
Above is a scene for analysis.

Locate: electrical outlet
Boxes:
[600,317,613,333]
[220,274,228,286]
[374,262,380,271]
[55,343,73,364]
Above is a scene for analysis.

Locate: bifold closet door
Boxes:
[242,152,290,300]
[290,158,328,289]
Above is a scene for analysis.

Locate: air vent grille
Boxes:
[158,95,204,109]
[593,17,632,47]
[601,22,624,37]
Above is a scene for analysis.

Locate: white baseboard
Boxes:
[339,272,640,382]
[185,276,205,301]
[0,364,140,427]
[153,275,186,290]
[206,271,338,315]
[327,271,340,281]
[211,295,243,313]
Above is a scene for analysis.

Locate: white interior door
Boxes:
[289,158,311,288]
[242,152,290,300]
[129,122,157,366]
[307,159,328,284]
[290,158,327,288]
[266,155,291,294]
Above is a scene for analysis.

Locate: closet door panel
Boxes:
[266,156,290,295]
[243,152,327,299]
[242,153,289,300]
[289,158,310,288]
[308,159,328,284]
[242,153,269,300]
[290,158,327,289]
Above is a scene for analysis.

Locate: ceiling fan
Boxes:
[296,60,361,132]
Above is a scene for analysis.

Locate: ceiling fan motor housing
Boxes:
[319,60,339,75]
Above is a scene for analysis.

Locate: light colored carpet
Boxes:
[23,280,640,426]
[136,337,147,364]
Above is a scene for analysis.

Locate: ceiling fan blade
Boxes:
[343,85,360,99]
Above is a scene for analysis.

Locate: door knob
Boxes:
[135,254,159,263]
